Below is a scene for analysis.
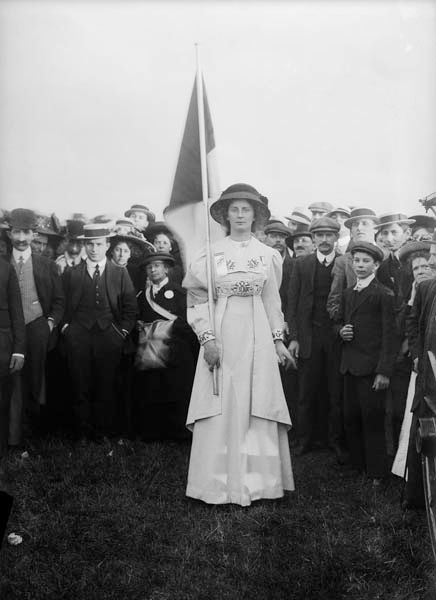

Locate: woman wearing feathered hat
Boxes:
[183,183,295,505]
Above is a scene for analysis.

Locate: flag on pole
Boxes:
[165,75,224,267]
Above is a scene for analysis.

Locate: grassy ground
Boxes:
[0,437,434,600]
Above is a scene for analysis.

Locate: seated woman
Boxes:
[132,252,198,441]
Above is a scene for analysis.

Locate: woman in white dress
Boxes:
[184,183,295,506]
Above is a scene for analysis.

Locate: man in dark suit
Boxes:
[6,209,64,434]
[375,213,415,455]
[338,242,397,481]
[263,221,294,323]
[287,216,343,457]
[0,257,26,454]
[62,224,137,439]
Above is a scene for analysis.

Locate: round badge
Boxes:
[164,290,174,299]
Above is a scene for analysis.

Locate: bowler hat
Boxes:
[309,217,340,235]
[78,224,116,240]
[142,251,175,266]
[210,183,270,226]
[374,213,415,230]
[8,208,37,230]
[351,241,384,262]
[286,223,313,248]
[65,220,85,240]
[398,240,431,263]
[344,208,378,229]
[124,204,156,223]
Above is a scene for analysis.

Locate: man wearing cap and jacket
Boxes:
[287,217,345,459]
[375,213,415,455]
[56,218,87,274]
[264,221,294,320]
[6,208,64,435]
[62,224,137,439]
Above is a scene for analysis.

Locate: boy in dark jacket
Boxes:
[338,242,397,482]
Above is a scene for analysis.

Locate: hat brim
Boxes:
[35,229,63,239]
[398,240,432,262]
[210,197,270,226]
[374,219,415,230]
[77,232,117,240]
[284,215,311,226]
[141,253,175,266]
[111,234,155,251]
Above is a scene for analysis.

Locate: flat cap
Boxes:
[308,202,333,213]
[309,216,340,234]
[351,241,384,262]
[264,221,292,237]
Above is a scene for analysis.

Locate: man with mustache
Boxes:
[6,208,64,437]
[264,221,293,321]
[287,217,343,457]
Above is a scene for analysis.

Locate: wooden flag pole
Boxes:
[195,44,219,395]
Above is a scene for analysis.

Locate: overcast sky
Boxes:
[0,0,435,222]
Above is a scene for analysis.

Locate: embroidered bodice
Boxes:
[214,238,267,298]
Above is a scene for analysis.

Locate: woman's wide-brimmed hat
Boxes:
[374,213,415,230]
[146,221,174,241]
[344,207,378,229]
[409,214,436,233]
[34,214,63,239]
[110,233,155,254]
[141,251,175,266]
[124,204,156,223]
[209,183,270,226]
[398,240,431,263]
[78,224,116,240]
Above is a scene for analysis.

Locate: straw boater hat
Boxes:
[141,251,175,267]
[398,240,432,263]
[309,216,341,235]
[344,208,378,229]
[350,241,384,262]
[326,206,351,219]
[285,208,311,226]
[374,213,415,230]
[124,204,156,223]
[209,183,270,226]
[78,224,116,240]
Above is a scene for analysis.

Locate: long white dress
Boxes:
[184,236,294,506]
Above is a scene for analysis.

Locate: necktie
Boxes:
[94,264,100,306]
[323,258,328,267]
[17,256,24,276]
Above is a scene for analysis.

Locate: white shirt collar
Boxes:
[86,257,107,277]
[353,273,375,291]
[13,246,32,263]
[316,249,335,265]
[151,277,169,295]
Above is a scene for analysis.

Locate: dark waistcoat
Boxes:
[73,271,113,330]
[312,260,334,327]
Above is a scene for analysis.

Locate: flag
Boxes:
[165,75,224,268]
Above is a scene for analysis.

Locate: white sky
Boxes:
[0,0,435,222]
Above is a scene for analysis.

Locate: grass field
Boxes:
[0,437,434,600]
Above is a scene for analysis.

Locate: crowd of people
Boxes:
[0,187,436,508]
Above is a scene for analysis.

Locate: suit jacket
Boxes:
[376,254,413,339]
[326,252,356,321]
[339,279,397,377]
[62,261,137,333]
[280,252,294,323]
[9,253,64,326]
[287,253,337,359]
[0,259,26,369]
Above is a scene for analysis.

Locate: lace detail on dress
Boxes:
[198,330,216,345]
[216,279,264,297]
